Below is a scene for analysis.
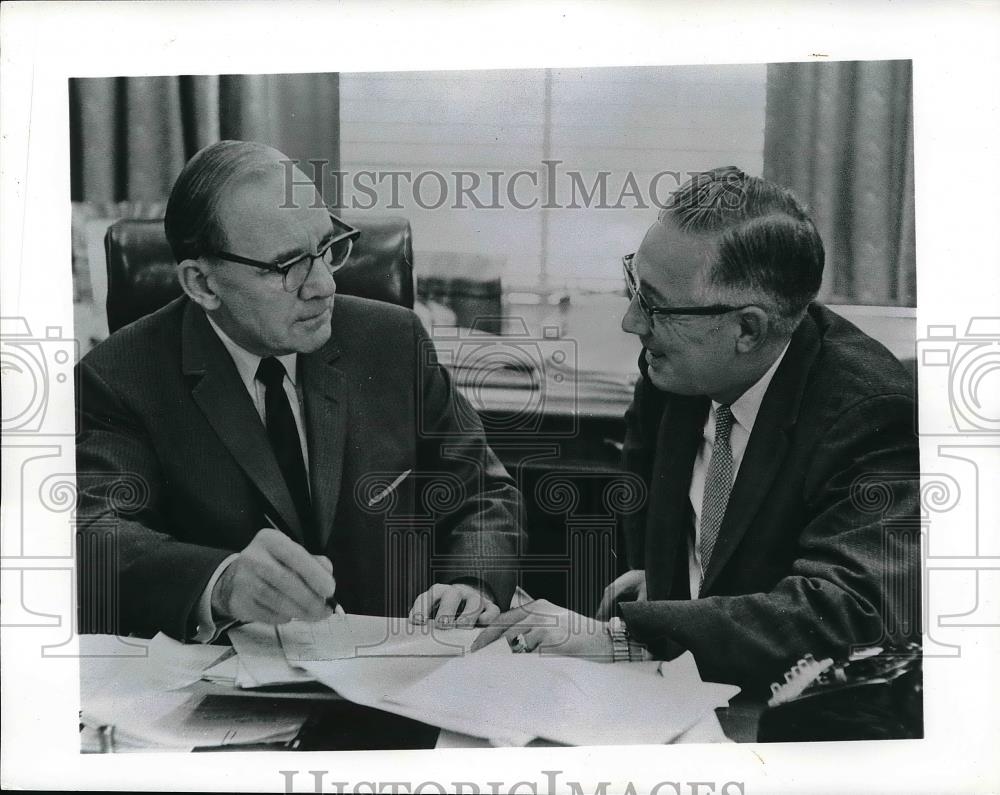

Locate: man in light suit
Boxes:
[474,167,919,694]
[76,140,524,640]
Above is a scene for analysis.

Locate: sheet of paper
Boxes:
[79,638,199,749]
[78,633,230,693]
[201,654,238,685]
[434,708,730,748]
[388,650,740,746]
[157,694,309,747]
[146,633,233,690]
[83,692,309,749]
[278,613,480,661]
[79,635,314,750]
[658,650,731,700]
[235,659,258,688]
[228,622,314,687]
[673,710,731,744]
[81,692,196,750]
[298,637,533,747]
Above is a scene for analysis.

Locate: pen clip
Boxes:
[367,469,412,507]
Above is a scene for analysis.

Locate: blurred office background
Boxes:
[69,61,914,350]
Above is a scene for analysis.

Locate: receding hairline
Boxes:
[650,210,807,309]
[633,215,723,303]
[212,158,327,248]
[639,167,823,335]
[165,140,304,262]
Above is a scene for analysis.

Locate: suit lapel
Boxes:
[182,303,305,543]
[701,314,820,592]
[300,340,348,550]
[644,392,708,601]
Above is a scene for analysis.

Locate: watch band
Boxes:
[607,617,652,662]
[607,617,631,662]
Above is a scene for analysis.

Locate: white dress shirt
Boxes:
[191,316,311,641]
[686,344,789,598]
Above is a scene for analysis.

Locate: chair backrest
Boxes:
[104,215,415,333]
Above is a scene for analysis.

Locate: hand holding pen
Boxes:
[210,519,340,626]
[263,513,344,615]
[211,470,412,626]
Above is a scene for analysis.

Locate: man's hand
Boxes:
[595,569,647,621]
[211,527,337,625]
[408,582,500,628]
[470,599,614,661]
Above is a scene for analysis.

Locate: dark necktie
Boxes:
[699,404,734,585]
[255,357,315,548]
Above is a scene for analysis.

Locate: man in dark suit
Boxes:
[76,140,524,641]
[474,167,919,694]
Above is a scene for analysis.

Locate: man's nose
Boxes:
[299,257,337,300]
[621,296,649,336]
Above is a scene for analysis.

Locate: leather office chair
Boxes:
[104,216,415,333]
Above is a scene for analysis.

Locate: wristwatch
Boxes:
[606,616,652,662]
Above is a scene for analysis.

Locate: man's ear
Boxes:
[734,306,769,353]
[177,258,221,311]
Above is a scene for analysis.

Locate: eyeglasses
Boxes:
[622,253,748,323]
[208,213,361,293]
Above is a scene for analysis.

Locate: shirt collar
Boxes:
[713,342,790,434]
[205,313,299,388]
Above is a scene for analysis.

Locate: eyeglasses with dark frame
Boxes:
[622,253,749,323]
[208,212,361,293]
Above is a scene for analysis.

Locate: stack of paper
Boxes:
[272,614,739,746]
[228,623,313,687]
[142,633,234,690]
[201,654,239,686]
[79,634,310,750]
[275,614,534,745]
[83,617,741,749]
[386,651,739,746]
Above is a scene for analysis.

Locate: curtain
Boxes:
[764,60,915,307]
[69,73,340,205]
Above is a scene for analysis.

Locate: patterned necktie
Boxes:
[699,404,734,584]
[255,357,315,548]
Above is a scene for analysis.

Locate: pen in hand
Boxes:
[263,512,340,615]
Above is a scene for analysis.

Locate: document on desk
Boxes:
[144,633,233,690]
[201,654,239,687]
[157,694,309,748]
[387,650,740,746]
[278,613,480,661]
[79,635,310,750]
[82,693,309,750]
[276,614,533,745]
[228,623,313,687]
[296,635,534,746]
